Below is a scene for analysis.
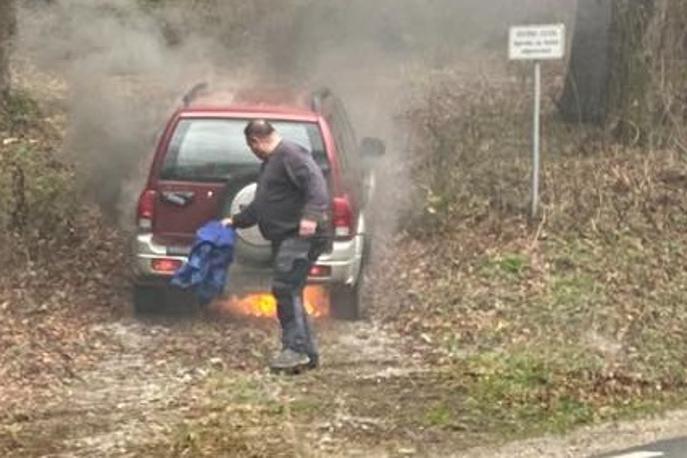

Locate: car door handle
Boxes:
[161,191,195,207]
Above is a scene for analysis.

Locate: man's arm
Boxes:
[283,149,330,235]
[229,200,258,228]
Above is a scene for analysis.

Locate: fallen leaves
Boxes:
[0,202,130,423]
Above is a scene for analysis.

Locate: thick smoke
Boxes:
[17,0,234,228]
[15,0,575,232]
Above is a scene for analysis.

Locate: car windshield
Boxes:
[160,119,329,181]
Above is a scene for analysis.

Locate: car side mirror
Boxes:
[360,137,385,159]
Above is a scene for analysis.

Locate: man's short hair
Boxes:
[244,119,275,138]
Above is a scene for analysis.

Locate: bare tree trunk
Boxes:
[0,0,17,97]
[607,0,656,145]
[559,0,659,145]
[559,0,613,124]
[649,1,687,150]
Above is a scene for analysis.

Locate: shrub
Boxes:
[0,143,79,258]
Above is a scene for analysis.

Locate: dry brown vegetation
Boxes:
[370,68,687,433]
[1,1,687,456]
[0,94,129,424]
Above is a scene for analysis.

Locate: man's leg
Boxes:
[271,238,318,371]
[301,238,327,367]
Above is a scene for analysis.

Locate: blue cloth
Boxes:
[170,220,235,305]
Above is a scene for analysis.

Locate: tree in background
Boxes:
[560,0,687,149]
[0,0,17,97]
[606,0,657,145]
[558,0,613,124]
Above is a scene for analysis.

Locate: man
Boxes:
[223,119,331,373]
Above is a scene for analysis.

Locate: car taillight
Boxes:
[308,265,331,278]
[137,189,157,231]
[333,196,354,240]
[151,258,182,273]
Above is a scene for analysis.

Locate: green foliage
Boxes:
[461,348,672,435]
[0,91,81,265]
[0,144,77,240]
[482,253,530,278]
[425,403,453,426]
[550,274,597,307]
[0,90,40,133]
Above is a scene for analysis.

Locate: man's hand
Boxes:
[221,217,233,227]
[299,218,317,237]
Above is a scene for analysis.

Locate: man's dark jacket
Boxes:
[232,140,331,242]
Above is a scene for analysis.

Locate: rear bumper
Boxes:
[131,233,186,284]
[314,236,364,286]
[131,233,363,289]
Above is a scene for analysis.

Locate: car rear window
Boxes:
[160,119,329,181]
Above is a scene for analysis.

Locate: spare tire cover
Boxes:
[230,183,272,263]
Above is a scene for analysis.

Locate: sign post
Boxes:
[508,24,565,219]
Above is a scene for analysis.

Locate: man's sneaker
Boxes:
[269,348,310,374]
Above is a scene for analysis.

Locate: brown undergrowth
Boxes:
[2,61,687,455]
[0,92,128,422]
[368,69,687,432]
[135,69,687,456]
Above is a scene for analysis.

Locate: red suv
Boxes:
[131,85,384,319]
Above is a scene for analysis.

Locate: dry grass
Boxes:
[369,70,687,430]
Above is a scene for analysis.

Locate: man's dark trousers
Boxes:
[271,236,326,364]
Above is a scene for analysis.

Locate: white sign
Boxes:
[509,24,565,60]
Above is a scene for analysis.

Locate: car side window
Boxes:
[327,114,355,193]
[331,100,362,195]
[326,115,345,169]
[335,100,359,162]
[321,99,345,170]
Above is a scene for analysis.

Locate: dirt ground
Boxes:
[3,18,685,455]
[1,302,685,458]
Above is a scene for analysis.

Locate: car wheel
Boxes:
[133,285,166,315]
[330,269,366,320]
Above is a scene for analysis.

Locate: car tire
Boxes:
[330,269,365,320]
[133,285,166,315]
[330,235,371,320]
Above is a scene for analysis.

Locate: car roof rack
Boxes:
[182,82,209,107]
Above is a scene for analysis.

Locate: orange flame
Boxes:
[217,285,330,318]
